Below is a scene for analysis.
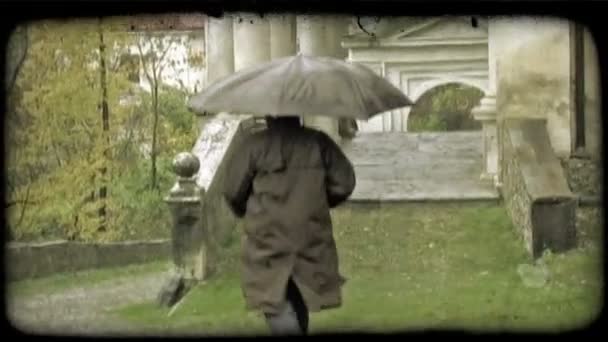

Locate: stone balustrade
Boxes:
[499,118,577,258]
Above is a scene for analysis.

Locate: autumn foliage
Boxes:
[6,19,201,242]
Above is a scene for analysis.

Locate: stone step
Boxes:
[341,131,500,202]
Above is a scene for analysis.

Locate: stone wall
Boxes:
[561,157,602,199]
[6,239,170,282]
[575,206,603,249]
[499,119,577,258]
[494,18,601,257]
[495,17,573,158]
[493,17,602,163]
[500,121,535,255]
[561,157,603,249]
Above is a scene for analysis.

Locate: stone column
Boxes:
[200,16,234,130]
[233,13,271,71]
[270,14,297,59]
[297,15,327,54]
[486,20,498,97]
[324,15,349,59]
[232,13,271,124]
[297,15,342,143]
[472,97,498,180]
[326,16,361,139]
[472,18,499,184]
[401,107,411,132]
[205,16,235,85]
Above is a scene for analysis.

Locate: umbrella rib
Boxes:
[349,67,371,119]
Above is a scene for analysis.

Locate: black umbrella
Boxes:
[188,54,413,119]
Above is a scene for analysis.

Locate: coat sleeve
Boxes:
[223,137,256,218]
[319,132,356,208]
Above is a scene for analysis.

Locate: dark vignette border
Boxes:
[0,0,606,340]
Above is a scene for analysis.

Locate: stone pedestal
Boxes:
[472,95,498,185]
[158,152,210,308]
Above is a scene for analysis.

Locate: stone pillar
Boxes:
[486,20,498,97]
[233,13,271,71]
[401,107,411,132]
[270,14,297,59]
[200,16,234,130]
[205,16,235,85]
[231,13,271,123]
[158,152,210,308]
[297,15,342,143]
[472,96,498,180]
[324,15,349,59]
[473,18,499,185]
[326,16,361,140]
[297,15,327,54]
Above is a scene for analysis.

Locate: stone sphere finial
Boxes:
[172,152,200,178]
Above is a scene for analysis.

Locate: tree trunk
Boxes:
[98,20,110,232]
[151,83,159,190]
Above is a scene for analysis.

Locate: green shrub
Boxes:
[408,83,484,132]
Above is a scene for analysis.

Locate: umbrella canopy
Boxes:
[188,54,413,120]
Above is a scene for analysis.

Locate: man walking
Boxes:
[223,115,356,335]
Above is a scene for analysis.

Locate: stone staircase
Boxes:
[341,131,499,202]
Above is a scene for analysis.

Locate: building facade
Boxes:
[200,14,601,175]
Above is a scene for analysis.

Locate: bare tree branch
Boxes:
[158,37,173,62]
[155,38,174,74]
[136,37,154,87]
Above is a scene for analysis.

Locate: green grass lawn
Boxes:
[113,202,603,336]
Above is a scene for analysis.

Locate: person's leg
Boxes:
[286,278,309,334]
[263,278,309,335]
[264,301,302,336]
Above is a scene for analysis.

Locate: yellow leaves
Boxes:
[9,19,199,243]
[187,51,205,68]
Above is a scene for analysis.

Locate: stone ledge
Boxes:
[348,194,500,203]
[577,195,602,207]
[347,197,500,205]
[5,239,170,282]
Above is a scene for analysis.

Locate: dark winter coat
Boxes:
[223,117,356,314]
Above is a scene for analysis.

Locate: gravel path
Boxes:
[7,271,169,336]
